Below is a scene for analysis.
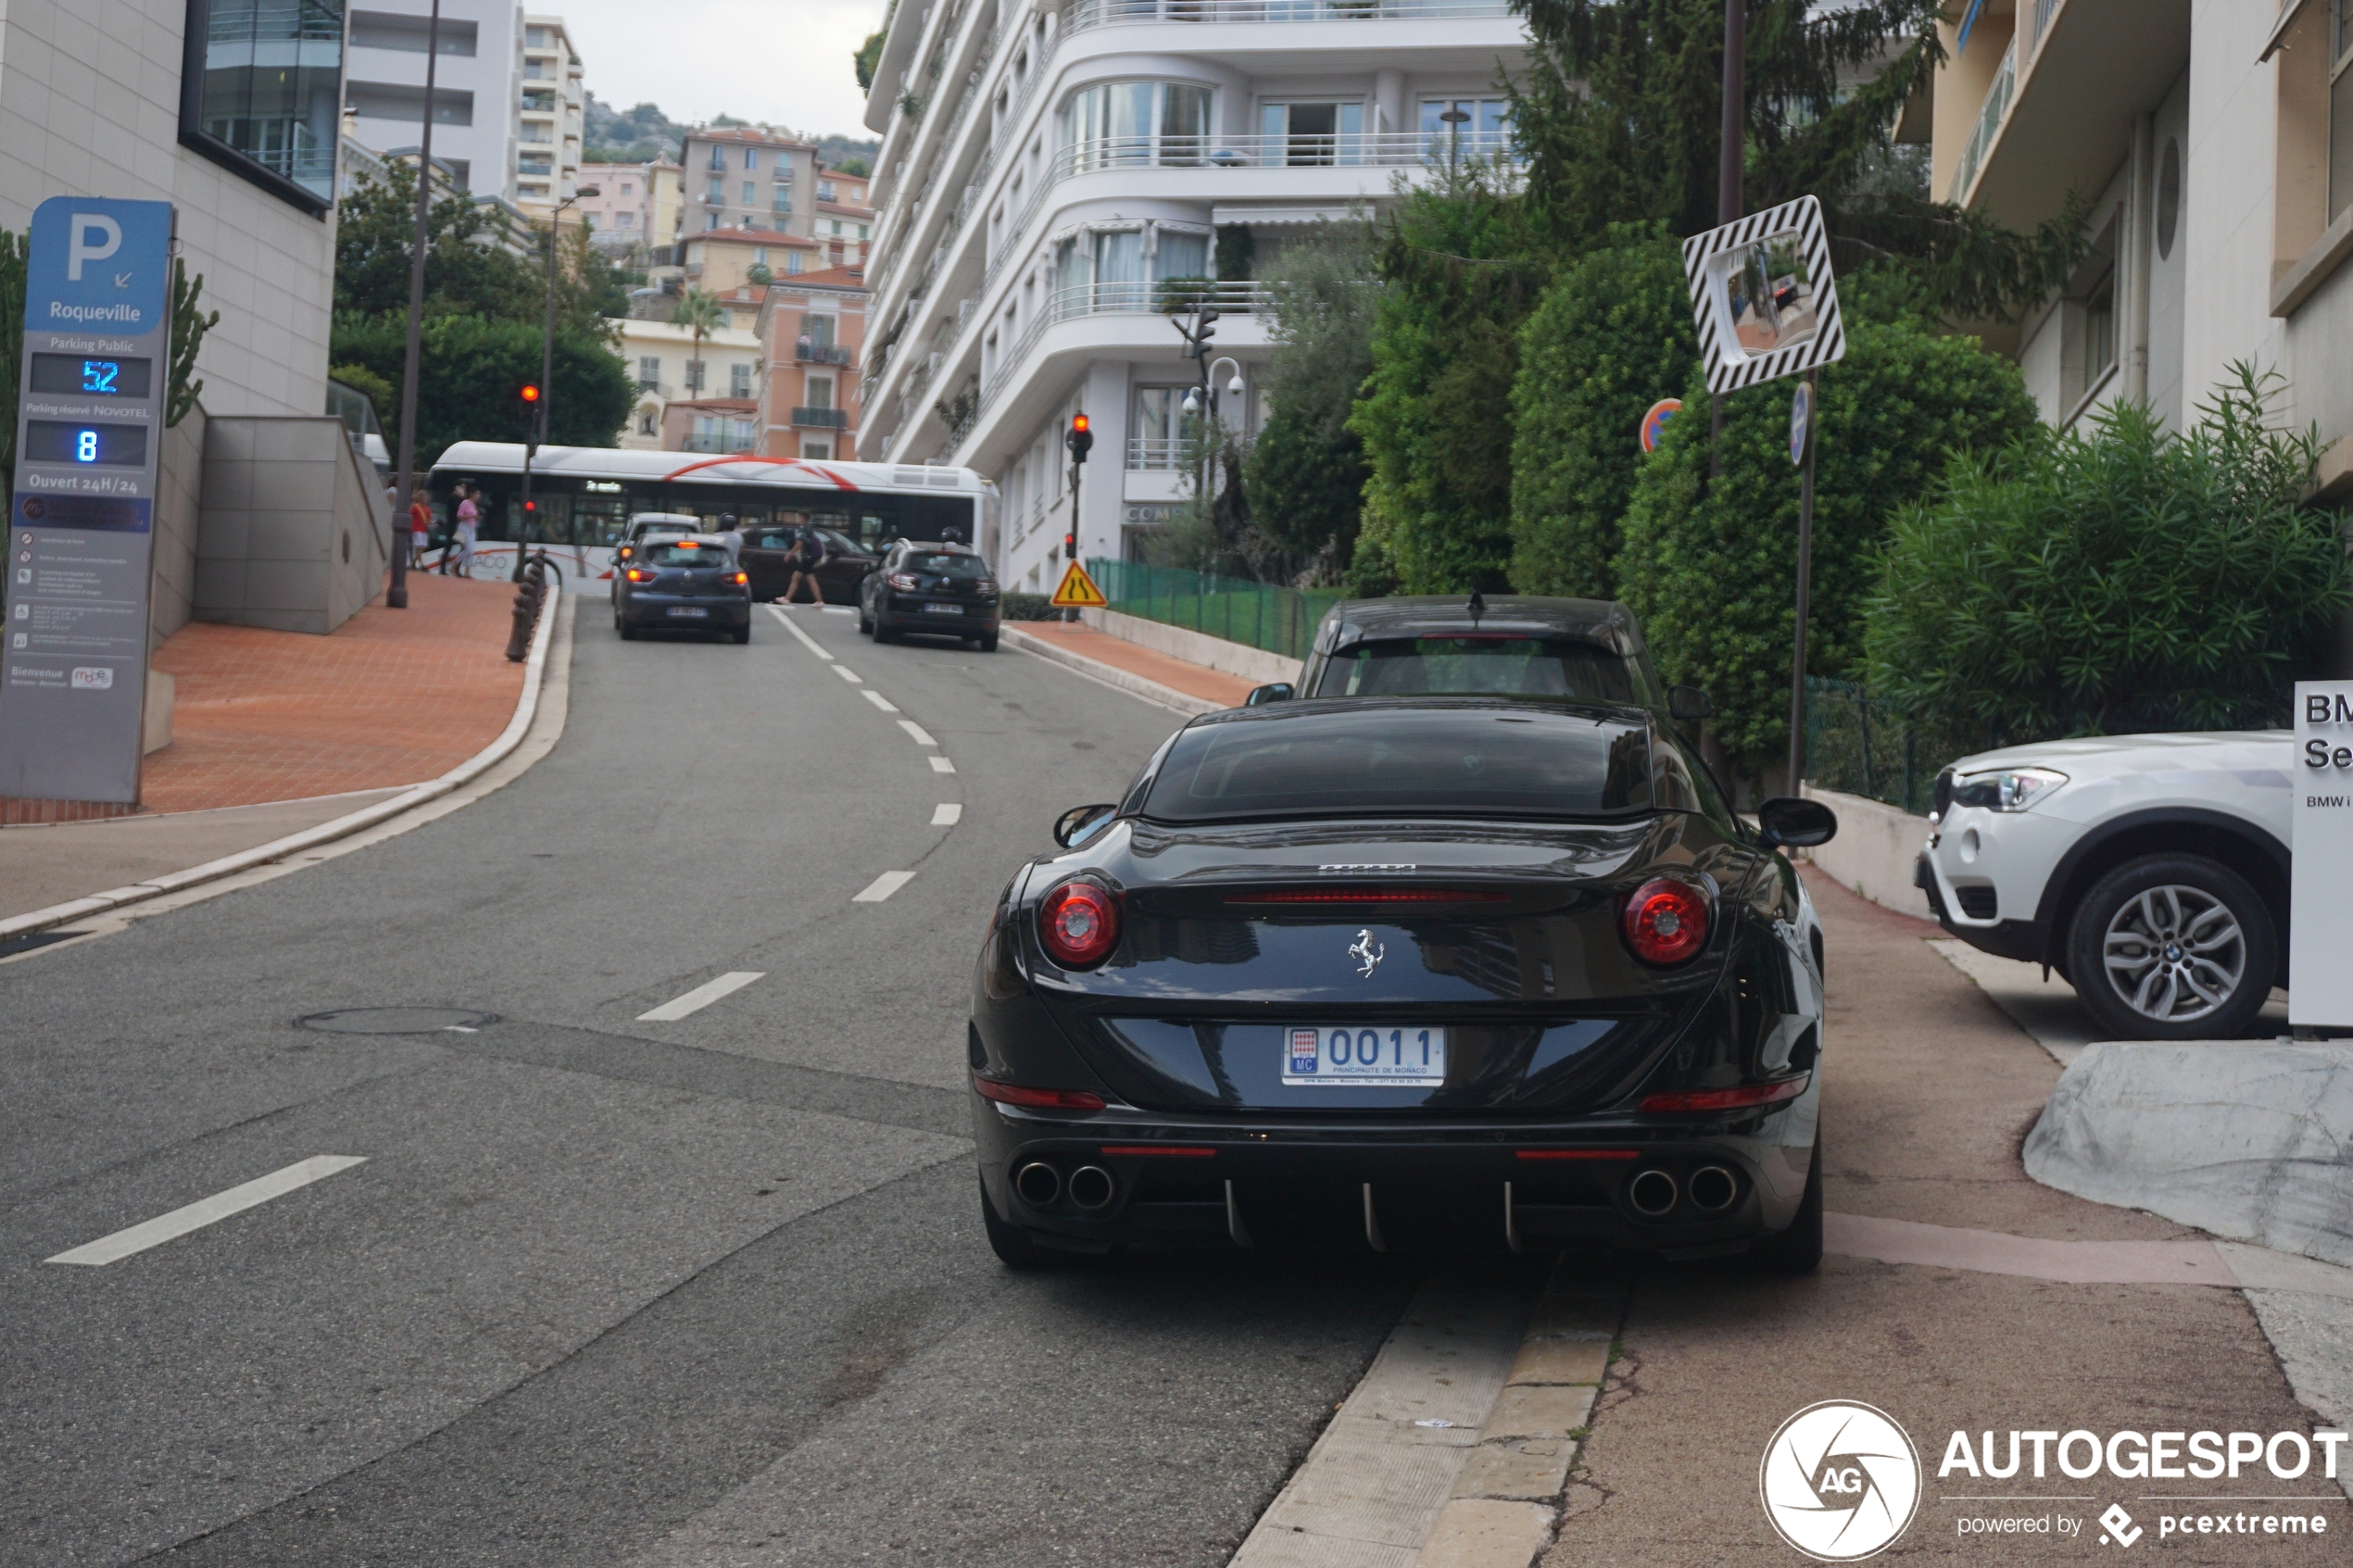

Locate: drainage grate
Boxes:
[296,1007,500,1035]
[0,929,87,959]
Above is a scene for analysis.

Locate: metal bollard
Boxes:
[505,553,547,662]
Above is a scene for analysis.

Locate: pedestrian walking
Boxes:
[447,484,480,577]
[782,522,827,607]
[407,488,432,571]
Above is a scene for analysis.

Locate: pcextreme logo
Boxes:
[1759,1400,1924,1561]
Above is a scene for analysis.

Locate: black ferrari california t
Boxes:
[968,694,1837,1270]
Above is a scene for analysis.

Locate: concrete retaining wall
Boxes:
[1077,607,1305,687]
[195,417,393,634]
[1800,783,1933,921]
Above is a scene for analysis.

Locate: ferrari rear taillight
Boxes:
[1038,880,1120,968]
[972,1073,1105,1111]
[1619,877,1710,965]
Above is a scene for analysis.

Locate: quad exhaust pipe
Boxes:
[1626,1169,1679,1218]
[1687,1165,1739,1214]
[1013,1160,1061,1208]
[1067,1165,1115,1211]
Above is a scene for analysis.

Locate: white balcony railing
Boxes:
[1126,434,1188,469]
[1946,35,2016,205]
[950,280,1272,457]
[1067,0,1512,29]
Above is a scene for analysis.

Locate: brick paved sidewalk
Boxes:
[142,574,524,813]
[1005,618,1259,709]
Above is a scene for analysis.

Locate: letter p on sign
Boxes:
[68,214,122,282]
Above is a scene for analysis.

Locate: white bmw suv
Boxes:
[1913,732,2292,1040]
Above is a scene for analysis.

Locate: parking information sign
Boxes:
[0,197,174,805]
[2291,681,2353,1033]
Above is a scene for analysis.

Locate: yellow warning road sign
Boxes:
[1049,560,1107,608]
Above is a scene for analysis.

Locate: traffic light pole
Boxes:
[1785,367,1818,797]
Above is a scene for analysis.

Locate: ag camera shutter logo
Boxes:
[1759,1400,1922,1561]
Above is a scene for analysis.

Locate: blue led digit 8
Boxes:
[76,430,98,463]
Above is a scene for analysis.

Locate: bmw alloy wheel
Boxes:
[2100,884,2246,1025]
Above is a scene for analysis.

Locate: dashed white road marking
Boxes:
[861,689,900,714]
[764,605,833,658]
[932,803,963,826]
[830,663,863,684]
[929,755,956,773]
[898,719,937,746]
[47,1155,371,1266]
[637,970,766,1022]
[853,870,916,902]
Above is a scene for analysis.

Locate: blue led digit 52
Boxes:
[81,360,120,395]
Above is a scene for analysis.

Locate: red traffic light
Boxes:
[1071,412,1088,433]
[520,383,542,403]
[522,499,536,512]
[1065,411,1093,462]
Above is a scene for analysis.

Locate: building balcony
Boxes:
[1126,434,1187,470]
[796,342,855,365]
[793,407,849,429]
[1938,0,2189,227]
[679,433,757,454]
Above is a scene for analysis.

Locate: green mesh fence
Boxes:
[1085,558,1347,664]
[1804,676,1931,815]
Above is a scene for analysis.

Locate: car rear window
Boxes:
[903,553,988,576]
[1314,636,1640,703]
[1141,704,1654,822]
[643,542,730,567]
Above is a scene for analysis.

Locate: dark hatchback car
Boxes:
[1252,596,1712,725]
[860,540,1001,650]
[614,536,752,642]
[968,696,1837,1270]
[740,523,879,605]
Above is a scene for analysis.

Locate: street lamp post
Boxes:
[1439,106,1469,178]
[517,183,598,582]
[386,0,445,610]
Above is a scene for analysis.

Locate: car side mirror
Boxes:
[1668,685,1713,721]
[1755,796,1837,850]
[1244,682,1294,707]
[1052,803,1118,848]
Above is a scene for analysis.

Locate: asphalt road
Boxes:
[0,603,1422,1567]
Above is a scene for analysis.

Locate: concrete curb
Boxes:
[1415,1261,1627,1568]
[999,624,1222,717]
[0,587,564,943]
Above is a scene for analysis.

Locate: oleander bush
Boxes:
[1864,363,2353,746]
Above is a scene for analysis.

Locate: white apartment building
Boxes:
[516,15,585,212]
[345,0,524,200]
[856,0,1524,592]
[1928,0,2353,506]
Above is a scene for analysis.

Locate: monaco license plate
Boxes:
[665,607,710,618]
[924,602,964,615]
[1282,1026,1447,1087]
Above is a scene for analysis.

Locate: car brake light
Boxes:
[1226,889,1507,906]
[731,571,749,585]
[1038,879,1119,967]
[1620,877,1710,965]
[973,1073,1106,1110]
[625,568,651,582]
[1638,1075,1809,1113]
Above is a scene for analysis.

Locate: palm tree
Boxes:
[671,285,725,400]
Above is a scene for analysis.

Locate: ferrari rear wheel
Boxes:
[1747,1132,1822,1275]
[981,1174,1051,1268]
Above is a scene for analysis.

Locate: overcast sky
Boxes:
[559,0,888,142]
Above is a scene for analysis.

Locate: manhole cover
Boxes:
[296,1007,500,1035]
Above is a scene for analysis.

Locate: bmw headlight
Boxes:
[1948,766,2068,812]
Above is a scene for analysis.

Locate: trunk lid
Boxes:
[1026,816,1748,1115]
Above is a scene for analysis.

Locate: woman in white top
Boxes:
[448,485,480,576]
